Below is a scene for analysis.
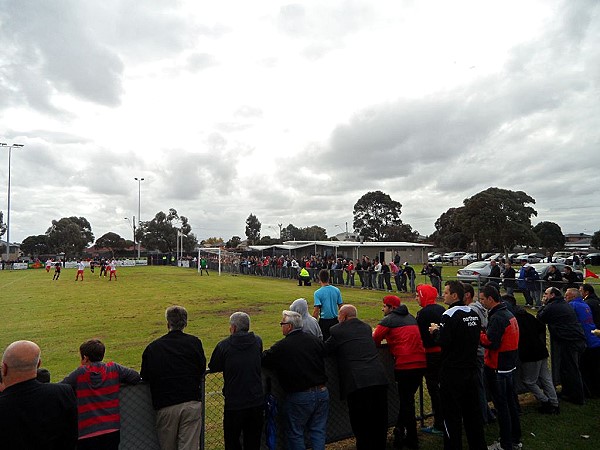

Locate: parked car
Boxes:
[484,253,503,261]
[428,253,443,262]
[552,251,572,263]
[457,261,492,284]
[459,253,479,264]
[442,251,466,262]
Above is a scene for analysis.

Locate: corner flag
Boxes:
[585,268,599,279]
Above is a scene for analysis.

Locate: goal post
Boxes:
[197,247,240,276]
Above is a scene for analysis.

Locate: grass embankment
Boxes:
[0,265,598,449]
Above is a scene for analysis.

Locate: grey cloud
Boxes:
[234,105,263,119]
[187,53,219,72]
[0,0,124,109]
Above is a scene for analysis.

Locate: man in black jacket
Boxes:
[537,287,586,404]
[141,305,206,450]
[325,305,389,450]
[0,340,78,449]
[580,284,600,328]
[429,280,486,450]
[502,295,559,414]
[262,310,329,450]
[209,312,264,450]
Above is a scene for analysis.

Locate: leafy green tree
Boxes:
[383,223,419,242]
[458,188,538,255]
[245,213,261,245]
[20,235,50,257]
[281,224,327,241]
[532,221,565,254]
[592,230,600,250]
[353,191,405,241]
[95,232,127,258]
[203,237,224,247]
[431,207,470,250]
[258,235,279,245]
[138,208,198,253]
[46,216,94,258]
[225,236,242,249]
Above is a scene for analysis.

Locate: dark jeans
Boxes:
[77,431,120,450]
[347,385,388,450]
[394,368,425,447]
[440,368,486,450]
[383,273,392,291]
[581,346,600,398]
[485,367,521,449]
[557,340,585,404]
[224,406,264,450]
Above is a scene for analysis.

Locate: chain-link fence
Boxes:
[117,347,432,449]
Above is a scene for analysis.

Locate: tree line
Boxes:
[3,187,600,260]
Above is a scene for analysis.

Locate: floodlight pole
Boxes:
[1,143,24,262]
[134,177,144,259]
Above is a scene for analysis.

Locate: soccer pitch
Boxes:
[0,266,392,379]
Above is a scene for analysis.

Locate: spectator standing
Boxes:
[543,265,563,290]
[580,283,600,328]
[479,286,522,450]
[262,310,329,450]
[428,281,486,450]
[345,259,355,287]
[501,262,516,296]
[381,260,393,292]
[404,262,416,293]
[517,261,532,306]
[524,265,541,307]
[488,260,501,284]
[290,298,323,339]
[502,295,559,414]
[0,340,78,449]
[325,305,389,450]
[565,288,600,398]
[415,284,445,435]
[209,312,264,450]
[537,287,586,404]
[61,339,141,450]
[312,269,343,341]
[562,266,579,290]
[373,295,426,450]
[141,305,207,450]
[463,283,494,425]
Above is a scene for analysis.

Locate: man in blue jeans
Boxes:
[262,310,329,450]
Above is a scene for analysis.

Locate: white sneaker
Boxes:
[488,442,505,450]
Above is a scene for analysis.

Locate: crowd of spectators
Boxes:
[1,268,599,450]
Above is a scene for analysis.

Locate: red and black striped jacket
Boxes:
[61,361,140,439]
[480,302,519,372]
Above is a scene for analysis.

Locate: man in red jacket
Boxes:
[373,295,425,449]
[480,285,521,450]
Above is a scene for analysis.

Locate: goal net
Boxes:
[198,248,241,275]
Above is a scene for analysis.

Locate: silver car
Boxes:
[457,261,492,283]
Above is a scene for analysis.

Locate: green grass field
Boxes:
[1,265,598,449]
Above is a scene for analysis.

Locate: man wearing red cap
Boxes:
[373,295,426,449]
[415,284,445,436]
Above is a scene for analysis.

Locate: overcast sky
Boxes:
[0,0,598,245]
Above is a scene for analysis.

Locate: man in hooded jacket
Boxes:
[415,284,445,435]
[373,295,426,449]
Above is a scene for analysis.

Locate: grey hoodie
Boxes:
[290,298,323,340]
